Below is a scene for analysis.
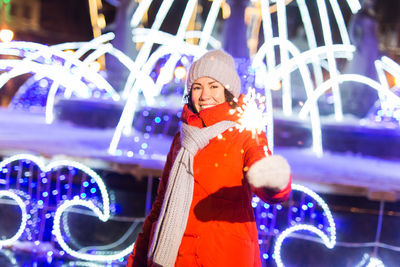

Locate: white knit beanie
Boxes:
[186,50,241,98]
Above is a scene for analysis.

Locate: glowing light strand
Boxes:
[355,254,385,267]
[316,0,343,121]
[130,0,152,28]
[152,0,198,96]
[0,41,121,124]
[328,0,352,45]
[111,11,222,153]
[274,183,336,267]
[374,60,391,111]
[53,32,116,58]
[0,190,28,247]
[296,0,324,87]
[0,41,120,101]
[259,0,275,152]
[53,199,134,262]
[277,0,292,115]
[377,56,400,110]
[252,37,323,156]
[199,0,222,48]
[299,74,400,119]
[132,0,174,67]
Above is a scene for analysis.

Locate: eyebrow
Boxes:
[192,81,217,85]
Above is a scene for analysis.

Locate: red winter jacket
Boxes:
[127,97,291,267]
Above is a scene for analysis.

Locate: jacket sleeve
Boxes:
[243,132,292,204]
[127,133,181,267]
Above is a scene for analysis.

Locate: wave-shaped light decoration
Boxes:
[273,183,336,267]
[0,154,135,262]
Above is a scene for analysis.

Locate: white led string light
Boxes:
[253,0,362,157]
[274,183,336,267]
[346,0,362,14]
[0,41,121,124]
[152,0,198,96]
[109,0,223,150]
[132,0,174,67]
[0,249,18,266]
[299,73,400,119]
[108,39,208,153]
[375,56,400,110]
[117,0,221,138]
[354,254,385,267]
[374,60,391,111]
[259,44,355,82]
[63,261,111,267]
[296,0,324,87]
[0,59,87,100]
[252,37,324,156]
[53,199,134,262]
[130,0,153,29]
[259,0,275,153]
[316,0,343,121]
[199,0,223,48]
[51,32,115,52]
[0,33,160,130]
[46,160,110,219]
[77,221,140,253]
[366,257,385,267]
[277,0,291,115]
[0,190,28,247]
[328,0,352,45]
[0,42,120,101]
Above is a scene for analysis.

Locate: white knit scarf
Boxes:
[148,120,236,267]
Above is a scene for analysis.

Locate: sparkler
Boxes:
[231,89,268,139]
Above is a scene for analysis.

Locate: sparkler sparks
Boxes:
[232,89,268,138]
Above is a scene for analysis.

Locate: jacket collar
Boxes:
[181,94,243,128]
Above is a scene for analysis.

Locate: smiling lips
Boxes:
[199,104,217,110]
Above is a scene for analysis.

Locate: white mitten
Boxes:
[246,155,291,191]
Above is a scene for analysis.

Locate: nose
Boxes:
[199,87,210,100]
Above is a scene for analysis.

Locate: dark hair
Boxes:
[184,88,237,113]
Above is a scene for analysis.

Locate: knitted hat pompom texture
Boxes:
[186,50,241,98]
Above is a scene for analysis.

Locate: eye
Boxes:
[211,85,219,89]
[192,86,201,90]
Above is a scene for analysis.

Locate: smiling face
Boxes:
[191,76,226,113]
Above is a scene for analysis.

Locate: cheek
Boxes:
[191,91,200,104]
[214,89,226,103]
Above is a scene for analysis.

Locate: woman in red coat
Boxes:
[127,50,291,267]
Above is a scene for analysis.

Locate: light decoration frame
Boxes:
[273,183,336,267]
[355,253,385,267]
[0,154,135,262]
[0,249,18,266]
